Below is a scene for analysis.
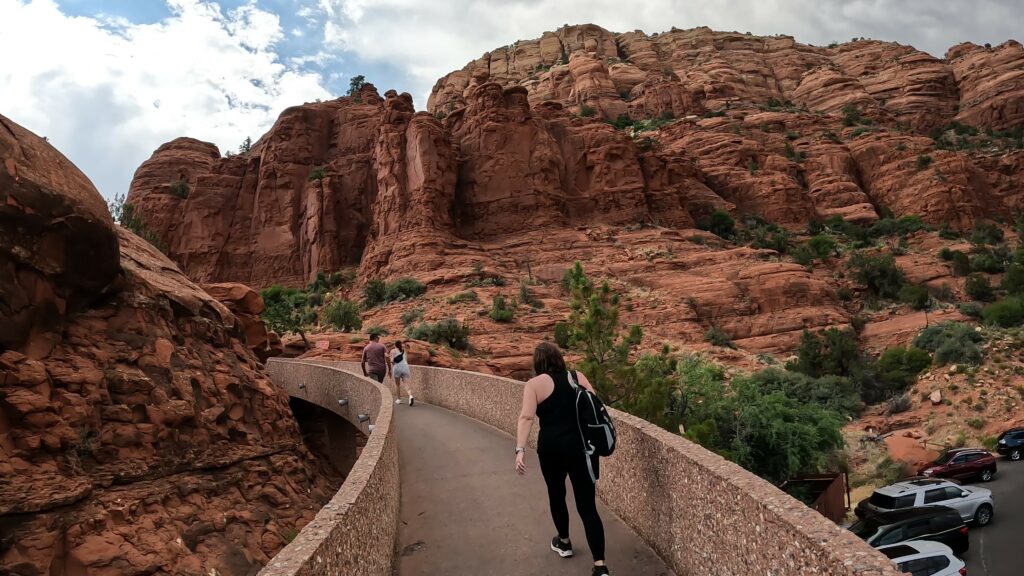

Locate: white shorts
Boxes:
[393,364,411,379]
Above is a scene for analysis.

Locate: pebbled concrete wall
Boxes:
[259,359,399,576]
[318,360,901,576]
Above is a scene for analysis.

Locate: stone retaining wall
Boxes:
[323,360,900,576]
[259,360,399,576]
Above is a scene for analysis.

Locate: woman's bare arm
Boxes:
[515,378,538,474]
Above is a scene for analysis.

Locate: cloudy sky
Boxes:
[1,0,1020,200]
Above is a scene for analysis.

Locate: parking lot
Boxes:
[964,458,1022,576]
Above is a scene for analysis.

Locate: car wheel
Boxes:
[980,468,994,482]
[1012,449,1022,461]
[974,504,993,526]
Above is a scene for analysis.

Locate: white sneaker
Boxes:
[409,395,415,406]
[395,399,402,404]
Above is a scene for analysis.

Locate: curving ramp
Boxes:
[261,359,903,576]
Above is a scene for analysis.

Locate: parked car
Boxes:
[996,427,1024,461]
[919,448,997,482]
[850,506,969,554]
[878,540,967,576]
[854,478,994,526]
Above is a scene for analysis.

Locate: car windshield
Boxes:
[849,518,881,540]
[933,451,954,465]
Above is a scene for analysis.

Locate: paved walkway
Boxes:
[394,402,673,575]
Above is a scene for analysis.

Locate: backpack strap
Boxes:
[566,370,579,390]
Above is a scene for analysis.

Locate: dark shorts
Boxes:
[367,372,385,383]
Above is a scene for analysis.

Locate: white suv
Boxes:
[878,540,966,576]
[855,478,994,526]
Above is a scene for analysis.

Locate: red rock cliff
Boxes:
[128,25,1024,290]
[1,114,341,575]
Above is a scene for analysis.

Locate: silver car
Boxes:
[878,540,966,576]
[856,478,994,526]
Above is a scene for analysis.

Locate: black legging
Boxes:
[538,450,605,562]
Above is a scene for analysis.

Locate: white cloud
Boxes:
[317,0,1023,108]
[0,0,331,199]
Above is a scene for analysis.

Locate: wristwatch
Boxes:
[514,447,525,455]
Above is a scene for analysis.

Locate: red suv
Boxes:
[919,448,997,482]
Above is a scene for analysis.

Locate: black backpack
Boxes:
[567,371,616,480]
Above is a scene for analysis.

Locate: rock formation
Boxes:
[1,114,342,575]
[129,25,1024,293]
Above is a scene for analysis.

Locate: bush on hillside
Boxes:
[406,318,471,350]
[957,302,984,318]
[970,221,1004,246]
[898,285,930,310]
[913,322,984,366]
[699,210,736,239]
[807,234,838,259]
[965,273,995,302]
[982,297,1024,328]
[876,346,932,394]
[488,295,516,322]
[1002,263,1024,294]
[847,251,906,300]
[950,250,971,276]
[324,299,362,332]
[447,290,479,304]
[364,277,427,307]
[704,326,735,348]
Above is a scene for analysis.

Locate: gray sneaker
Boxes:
[550,537,573,558]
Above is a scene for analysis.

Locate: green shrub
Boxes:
[886,393,913,415]
[950,251,971,276]
[384,277,427,302]
[1002,263,1024,294]
[699,210,736,239]
[957,302,983,318]
[401,307,425,326]
[488,295,516,322]
[519,282,544,309]
[447,290,479,304]
[791,243,816,266]
[877,346,932,395]
[851,314,868,333]
[970,221,1004,246]
[787,328,862,379]
[747,368,863,417]
[939,226,960,240]
[580,104,596,117]
[847,251,906,300]
[169,179,190,199]
[705,327,735,348]
[406,318,471,350]
[982,297,1024,327]
[363,279,387,307]
[837,287,854,301]
[869,216,927,238]
[970,251,1005,273]
[898,285,930,310]
[965,273,995,302]
[365,277,427,307]
[967,417,985,430]
[608,113,634,129]
[553,322,571,349]
[808,234,838,259]
[916,154,933,170]
[366,325,389,337]
[308,167,326,181]
[938,247,954,261]
[324,299,362,332]
[913,322,984,366]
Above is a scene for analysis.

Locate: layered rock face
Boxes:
[130,25,1024,292]
[1,115,341,575]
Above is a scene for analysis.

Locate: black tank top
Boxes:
[536,371,584,456]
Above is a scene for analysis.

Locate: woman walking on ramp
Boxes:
[515,342,610,576]
[391,340,413,406]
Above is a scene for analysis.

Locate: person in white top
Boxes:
[390,340,413,406]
